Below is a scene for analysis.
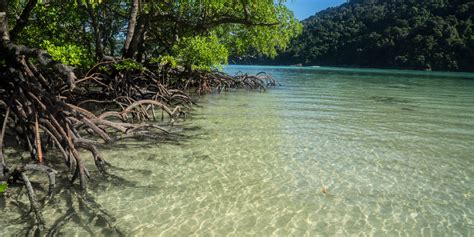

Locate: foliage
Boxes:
[113,59,145,72]
[36,0,103,5]
[263,0,474,71]
[150,56,178,68]
[173,34,228,70]
[219,4,303,58]
[15,4,85,46]
[41,40,92,67]
[142,0,302,67]
[8,0,300,69]
[14,3,94,68]
[0,182,7,193]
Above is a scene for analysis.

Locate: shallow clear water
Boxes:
[2,66,474,236]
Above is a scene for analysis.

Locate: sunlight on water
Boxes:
[2,66,474,236]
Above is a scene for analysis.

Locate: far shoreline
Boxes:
[225,64,474,79]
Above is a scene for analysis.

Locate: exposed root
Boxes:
[0,105,10,178]
[7,164,58,233]
[22,164,57,199]
[159,66,278,94]
[1,55,274,189]
[20,172,44,231]
[0,42,189,192]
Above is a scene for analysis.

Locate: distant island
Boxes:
[233,0,474,72]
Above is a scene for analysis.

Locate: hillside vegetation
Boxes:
[267,0,474,71]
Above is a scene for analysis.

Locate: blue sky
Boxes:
[284,0,347,20]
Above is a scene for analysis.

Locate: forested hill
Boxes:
[256,0,474,71]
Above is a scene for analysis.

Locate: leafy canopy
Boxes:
[10,0,302,69]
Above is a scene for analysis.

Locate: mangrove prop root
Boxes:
[10,164,57,234]
[0,42,188,191]
[0,54,275,186]
[0,105,10,178]
[20,172,45,229]
[22,164,58,199]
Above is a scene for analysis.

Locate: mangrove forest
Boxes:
[0,0,300,234]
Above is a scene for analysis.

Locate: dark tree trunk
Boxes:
[80,17,94,58]
[125,14,148,59]
[0,0,9,41]
[123,0,140,58]
[135,18,149,62]
[1,0,10,178]
[10,0,37,40]
[109,37,116,56]
[86,5,104,60]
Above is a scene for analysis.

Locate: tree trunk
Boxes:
[10,0,37,40]
[125,13,148,60]
[135,17,149,62]
[109,37,116,56]
[0,0,9,41]
[123,0,140,58]
[86,5,104,60]
[1,1,13,177]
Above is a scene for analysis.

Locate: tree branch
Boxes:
[152,12,278,35]
[10,0,37,40]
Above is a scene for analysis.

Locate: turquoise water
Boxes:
[1,66,474,236]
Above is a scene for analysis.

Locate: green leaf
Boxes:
[0,182,8,193]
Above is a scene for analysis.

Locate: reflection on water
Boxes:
[1,66,474,236]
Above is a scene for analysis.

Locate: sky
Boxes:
[284,0,347,20]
